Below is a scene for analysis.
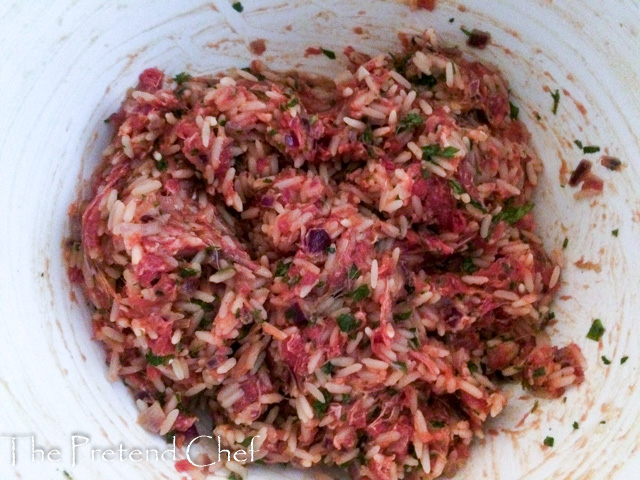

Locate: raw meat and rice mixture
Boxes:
[67,30,585,480]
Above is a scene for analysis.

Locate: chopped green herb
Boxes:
[178,267,199,278]
[461,257,479,274]
[348,264,361,280]
[587,318,605,341]
[360,126,374,144]
[337,313,359,332]
[191,298,214,312]
[218,118,227,127]
[583,145,600,154]
[173,72,192,85]
[321,48,336,59]
[396,112,424,133]
[460,27,472,37]
[348,284,370,302]
[441,146,459,158]
[321,362,334,375]
[430,420,445,429]
[543,436,554,447]
[228,474,241,480]
[155,157,168,171]
[449,17,455,23]
[421,168,431,179]
[562,237,569,249]
[600,420,606,424]
[164,432,176,443]
[550,89,560,115]
[533,367,546,378]
[63,471,73,480]
[239,436,253,448]
[274,261,291,277]
[449,179,465,195]
[145,352,174,366]
[621,356,629,364]
[612,229,619,237]
[573,421,579,430]
[493,202,534,225]
[287,274,302,286]
[104,117,111,124]
[251,309,262,321]
[231,2,243,12]
[312,390,331,418]
[601,356,611,365]
[509,101,520,120]
[535,112,542,121]
[548,311,556,320]
[421,144,459,161]
[467,361,479,374]
[262,178,273,183]
[268,128,277,136]
[285,97,299,109]
[341,393,351,404]
[393,361,408,373]
[574,140,584,149]
[393,310,413,321]
[327,246,336,254]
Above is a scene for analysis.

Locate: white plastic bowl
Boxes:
[1,1,639,479]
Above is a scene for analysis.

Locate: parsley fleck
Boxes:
[239,436,253,448]
[562,237,569,249]
[587,318,605,341]
[533,367,546,378]
[360,126,374,144]
[191,298,214,312]
[601,356,611,365]
[156,157,168,171]
[421,144,459,161]
[348,284,370,302]
[421,167,430,179]
[274,261,291,277]
[621,356,629,364]
[574,140,583,149]
[63,471,73,480]
[449,179,465,195]
[396,112,424,133]
[348,264,361,280]
[573,421,579,430]
[550,89,560,115]
[430,420,445,429]
[321,48,336,59]
[326,246,336,254]
[393,361,408,373]
[493,202,534,225]
[231,2,243,12]
[393,310,412,321]
[509,101,520,120]
[287,274,302,286]
[268,129,277,136]
[612,229,619,237]
[449,17,455,23]
[321,362,334,375]
[467,362,479,374]
[341,393,351,404]
[284,97,299,109]
[103,117,111,124]
[583,145,600,154]
[461,257,479,274]
[337,313,359,332]
[543,436,554,447]
[229,474,241,480]
[218,118,227,127]
[460,27,472,37]
[173,72,192,85]
[312,390,331,418]
[178,267,199,278]
[145,352,174,366]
